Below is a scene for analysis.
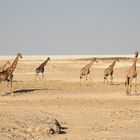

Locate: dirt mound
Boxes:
[0,111,65,139]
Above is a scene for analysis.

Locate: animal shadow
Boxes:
[110,83,121,86]
[1,88,62,96]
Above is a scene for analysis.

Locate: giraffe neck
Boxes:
[110,60,117,69]
[6,56,19,74]
[40,59,49,67]
[132,58,137,70]
[86,61,94,69]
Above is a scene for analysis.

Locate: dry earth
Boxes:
[0,56,140,140]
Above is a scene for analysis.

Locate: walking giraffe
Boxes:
[0,53,22,96]
[0,61,10,72]
[35,57,50,77]
[125,51,139,96]
[104,58,119,84]
[80,58,98,82]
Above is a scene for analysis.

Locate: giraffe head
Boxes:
[135,51,139,58]
[115,58,119,62]
[47,57,50,61]
[92,58,98,63]
[17,53,22,59]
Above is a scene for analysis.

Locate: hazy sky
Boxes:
[0,0,140,55]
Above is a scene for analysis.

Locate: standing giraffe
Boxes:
[80,58,98,81]
[125,51,139,96]
[0,61,10,72]
[0,53,22,96]
[35,57,50,77]
[104,58,119,84]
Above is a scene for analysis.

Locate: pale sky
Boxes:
[0,0,140,55]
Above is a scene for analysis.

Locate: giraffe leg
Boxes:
[2,81,8,96]
[86,74,88,81]
[10,79,13,88]
[129,85,132,96]
[110,72,114,84]
[104,76,106,84]
[80,76,82,82]
[126,77,130,96]
[6,80,10,93]
[35,73,39,78]
[126,87,129,96]
[104,74,109,84]
[83,75,87,85]
[42,73,45,78]
[105,76,109,84]
[128,78,133,96]
[10,80,14,96]
[126,85,131,96]
[110,75,113,85]
[80,75,84,86]
[85,74,89,86]
[89,73,92,81]
[6,81,9,87]
[80,73,83,82]
[9,76,14,96]
[34,73,38,80]
[83,75,86,82]
[134,76,137,94]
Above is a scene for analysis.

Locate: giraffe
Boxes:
[35,57,50,77]
[104,58,119,84]
[125,51,139,96]
[0,53,22,96]
[80,58,98,82]
[0,61,10,72]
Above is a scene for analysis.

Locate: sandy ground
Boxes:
[0,56,140,140]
